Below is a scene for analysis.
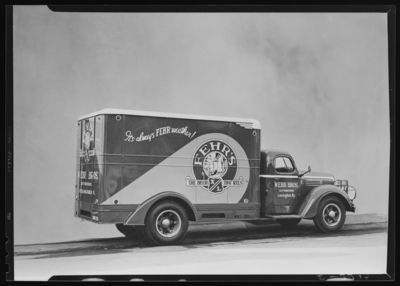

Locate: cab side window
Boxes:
[275,157,295,174]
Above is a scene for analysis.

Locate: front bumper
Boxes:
[350,202,357,213]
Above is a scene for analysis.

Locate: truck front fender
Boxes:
[124,192,198,225]
[297,185,353,219]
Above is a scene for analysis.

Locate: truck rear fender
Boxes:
[297,185,352,219]
[124,192,198,225]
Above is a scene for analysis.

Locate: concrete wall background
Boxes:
[13,7,390,245]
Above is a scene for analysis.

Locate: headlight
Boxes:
[334,180,348,191]
[335,180,356,200]
[347,186,357,200]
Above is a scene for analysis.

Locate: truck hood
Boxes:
[300,171,335,181]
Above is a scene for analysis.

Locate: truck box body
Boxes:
[75,109,261,224]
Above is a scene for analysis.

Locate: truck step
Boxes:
[264,215,302,220]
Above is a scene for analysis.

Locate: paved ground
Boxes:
[12,213,388,281]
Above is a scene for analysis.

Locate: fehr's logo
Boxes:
[186,139,243,194]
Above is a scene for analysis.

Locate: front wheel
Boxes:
[313,196,346,233]
[144,200,189,246]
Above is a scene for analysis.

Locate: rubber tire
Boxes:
[277,218,301,228]
[313,196,346,233]
[144,200,189,246]
[115,224,144,239]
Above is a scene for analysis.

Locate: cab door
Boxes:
[272,156,302,213]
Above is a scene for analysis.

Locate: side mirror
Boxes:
[299,166,311,178]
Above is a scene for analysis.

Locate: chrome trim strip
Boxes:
[259,175,298,179]
[259,175,334,180]
[303,176,335,180]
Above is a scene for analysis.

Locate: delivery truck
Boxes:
[75,109,357,245]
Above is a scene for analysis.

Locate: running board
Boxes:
[264,215,302,220]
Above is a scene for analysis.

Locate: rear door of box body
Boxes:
[75,115,104,221]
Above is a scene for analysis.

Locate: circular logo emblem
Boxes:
[203,151,228,178]
[189,139,242,194]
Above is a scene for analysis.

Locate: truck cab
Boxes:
[260,149,357,231]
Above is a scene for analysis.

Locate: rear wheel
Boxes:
[144,200,189,246]
[313,196,346,233]
[277,218,301,228]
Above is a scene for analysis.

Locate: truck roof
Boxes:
[78,108,261,130]
[261,149,292,157]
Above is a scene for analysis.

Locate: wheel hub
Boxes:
[161,218,171,228]
[155,210,182,238]
[322,203,342,227]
